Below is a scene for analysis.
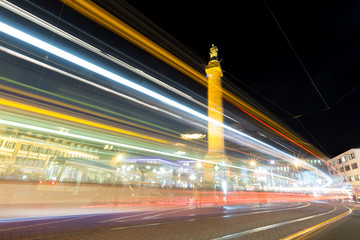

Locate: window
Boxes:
[20,144,29,151]
[341,156,348,162]
[26,158,36,166]
[345,165,351,171]
[31,146,39,153]
[351,163,358,170]
[340,167,344,172]
[15,156,25,165]
[4,141,15,149]
[349,153,355,160]
[355,175,360,181]
[337,159,342,164]
[348,176,354,182]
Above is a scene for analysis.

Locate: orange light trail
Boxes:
[231,102,343,181]
[0,97,166,143]
[0,81,179,140]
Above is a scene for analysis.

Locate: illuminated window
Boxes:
[348,176,354,182]
[351,163,358,170]
[4,141,15,149]
[15,156,25,165]
[341,156,348,162]
[32,146,40,153]
[349,153,355,160]
[27,158,36,166]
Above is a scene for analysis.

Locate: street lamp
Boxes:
[249,160,256,167]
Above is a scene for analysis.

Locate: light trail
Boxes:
[0,97,166,143]
[0,78,181,139]
[0,0,239,123]
[0,0,237,121]
[0,118,297,183]
[0,21,332,185]
[0,46,183,121]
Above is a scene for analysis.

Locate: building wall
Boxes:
[328,149,360,188]
[0,126,99,181]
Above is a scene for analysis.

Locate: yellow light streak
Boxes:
[0,80,178,139]
[0,98,166,143]
[280,206,353,240]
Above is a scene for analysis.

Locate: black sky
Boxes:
[123,0,360,157]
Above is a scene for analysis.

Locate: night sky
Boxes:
[122,0,360,157]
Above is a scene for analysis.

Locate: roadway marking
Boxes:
[105,202,301,223]
[141,207,194,220]
[112,223,161,230]
[280,205,353,240]
[110,202,310,231]
[99,210,161,223]
[99,206,192,223]
[212,203,336,240]
[0,214,99,232]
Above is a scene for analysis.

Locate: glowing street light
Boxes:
[249,160,257,167]
[293,161,300,168]
[180,133,206,140]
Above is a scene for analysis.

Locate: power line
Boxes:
[264,0,330,110]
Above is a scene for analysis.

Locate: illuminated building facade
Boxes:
[0,124,198,187]
[328,149,360,193]
[0,125,99,181]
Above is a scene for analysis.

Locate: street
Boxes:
[0,201,357,239]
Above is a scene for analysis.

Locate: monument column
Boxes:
[203,44,229,189]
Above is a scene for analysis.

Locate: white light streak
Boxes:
[0,46,182,119]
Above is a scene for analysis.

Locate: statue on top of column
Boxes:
[209,44,218,61]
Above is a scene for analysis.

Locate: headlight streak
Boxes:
[0,46,183,120]
[0,118,297,183]
[0,0,242,123]
[0,22,332,185]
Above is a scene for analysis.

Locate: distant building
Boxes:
[0,125,99,181]
[328,149,360,192]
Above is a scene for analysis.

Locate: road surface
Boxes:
[0,201,358,239]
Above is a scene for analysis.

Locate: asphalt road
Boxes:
[0,201,356,240]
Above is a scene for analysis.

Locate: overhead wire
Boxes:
[264,0,332,157]
[264,0,330,110]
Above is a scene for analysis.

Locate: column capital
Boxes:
[205,60,223,77]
